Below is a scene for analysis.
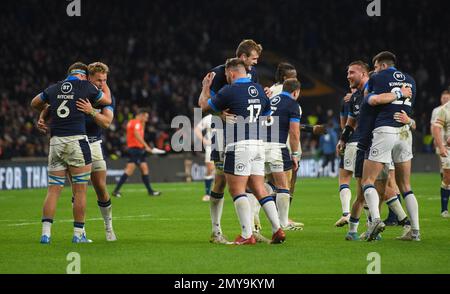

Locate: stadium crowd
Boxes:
[1,0,448,159]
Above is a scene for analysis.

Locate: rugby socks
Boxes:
[141,174,154,193]
[402,191,420,231]
[363,185,381,220]
[440,184,450,213]
[260,196,280,234]
[363,205,372,226]
[210,191,224,236]
[276,189,291,227]
[41,218,53,237]
[339,184,351,216]
[246,192,261,232]
[349,216,359,233]
[114,173,128,193]
[73,222,85,238]
[233,195,252,239]
[386,194,401,221]
[97,199,113,231]
[385,195,407,222]
[204,176,214,196]
[265,182,276,195]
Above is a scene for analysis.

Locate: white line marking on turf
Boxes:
[5,214,207,227]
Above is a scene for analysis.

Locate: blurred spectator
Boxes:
[0,0,448,159]
[319,121,338,174]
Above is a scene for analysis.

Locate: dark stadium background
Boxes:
[1,0,448,160]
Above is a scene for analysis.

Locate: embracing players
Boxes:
[361,51,420,241]
[31,62,111,243]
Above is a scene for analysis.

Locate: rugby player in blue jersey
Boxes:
[199,58,285,245]
[360,51,420,241]
[31,62,111,244]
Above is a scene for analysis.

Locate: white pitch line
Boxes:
[5,214,207,227]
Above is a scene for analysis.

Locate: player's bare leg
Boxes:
[285,168,304,228]
[248,175,285,244]
[361,159,386,241]
[336,168,353,227]
[225,173,255,245]
[383,171,410,227]
[40,170,66,244]
[440,168,450,218]
[272,171,300,230]
[202,162,215,201]
[394,160,420,240]
[92,169,116,241]
[345,178,365,240]
[383,172,402,225]
[70,164,92,243]
[209,166,231,244]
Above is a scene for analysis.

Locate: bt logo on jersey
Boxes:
[248,86,259,98]
[393,71,406,82]
[61,82,73,94]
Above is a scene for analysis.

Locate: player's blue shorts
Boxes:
[127,147,147,165]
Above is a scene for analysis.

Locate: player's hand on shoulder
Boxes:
[343,93,352,103]
[221,108,237,123]
[202,72,216,89]
[76,98,93,114]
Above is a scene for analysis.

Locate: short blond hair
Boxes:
[236,39,262,58]
[88,62,109,76]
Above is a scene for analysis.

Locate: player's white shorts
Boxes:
[48,135,92,171]
[376,161,395,181]
[90,140,107,172]
[440,148,450,170]
[204,145,212,163]
[224,140,265,176]
[343,142,358,173]
[264,142,292,174]
[368,126,413,164]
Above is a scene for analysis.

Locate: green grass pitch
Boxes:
[0,173,449,274]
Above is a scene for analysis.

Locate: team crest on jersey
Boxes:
[235,163,246,172]
[270,96,281,106]
[393,71,406,82]
[61,82,73,94]
[248,86,259,97]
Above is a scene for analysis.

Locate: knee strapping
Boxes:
[48,174,66,186]
[72,172,91,184]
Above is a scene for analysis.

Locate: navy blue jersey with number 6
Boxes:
[39,76,103,137]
